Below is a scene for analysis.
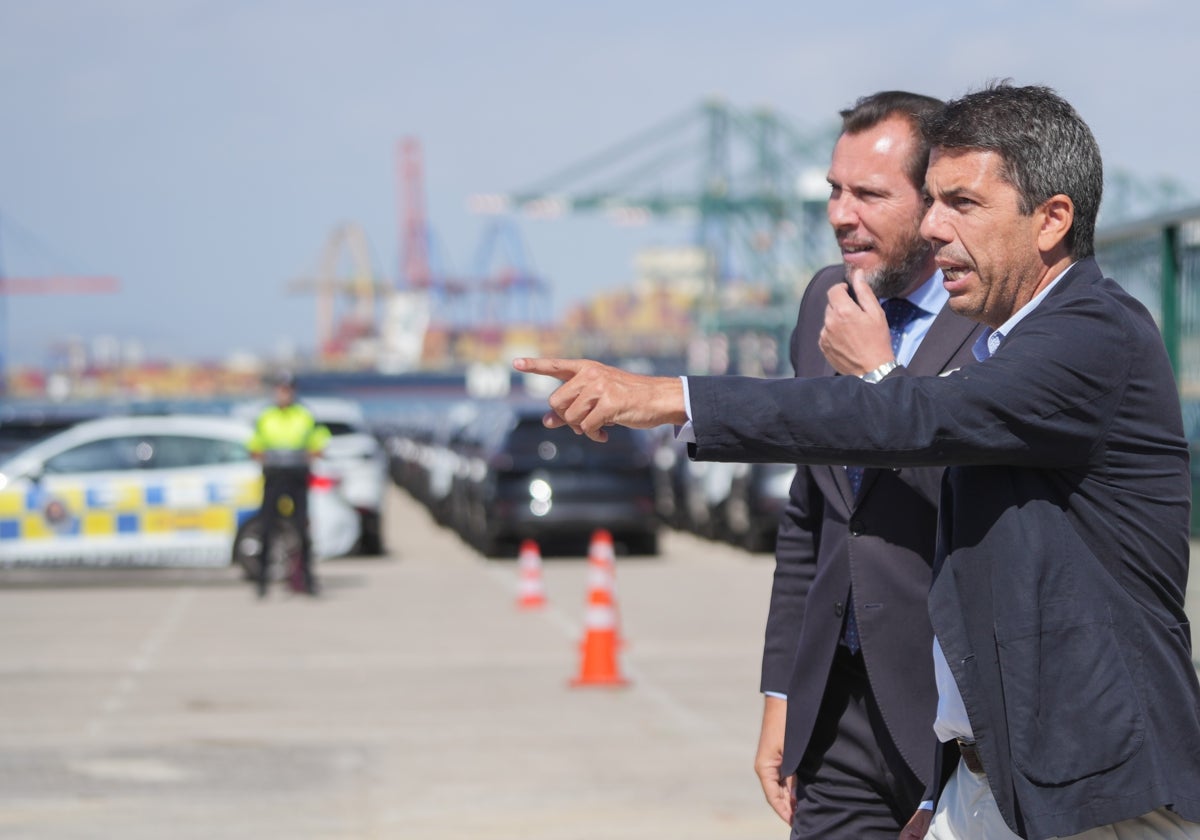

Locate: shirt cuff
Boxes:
[676,376,696,442]
[763,691,787,700]
[918,800,933,811]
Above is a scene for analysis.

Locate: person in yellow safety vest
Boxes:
[246,371,330,598]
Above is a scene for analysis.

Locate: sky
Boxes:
[1,0,1198,368]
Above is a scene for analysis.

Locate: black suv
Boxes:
[454,401,660,557]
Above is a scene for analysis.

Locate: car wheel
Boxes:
[357,510,384,556]
[624,532,660,557]
[477,531,508,559]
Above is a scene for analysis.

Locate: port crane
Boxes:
[0,213,119,394]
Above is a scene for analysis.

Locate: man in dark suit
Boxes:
[516,83,1200,839]
[754,91,984,840]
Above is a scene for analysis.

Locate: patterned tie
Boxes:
[844,298,922,496]
[842,297,923,653]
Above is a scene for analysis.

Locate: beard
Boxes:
[862,231,932,299]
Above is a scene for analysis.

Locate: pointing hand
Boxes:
[512,357,687,442]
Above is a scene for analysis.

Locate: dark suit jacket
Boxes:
[762,265,983,787]
[692,258,1200,840]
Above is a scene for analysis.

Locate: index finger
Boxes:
[512,357,584,381]
[848,274,884,314]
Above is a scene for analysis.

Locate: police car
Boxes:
[0,414,360,568]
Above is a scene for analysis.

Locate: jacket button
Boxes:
[849,519,863,535]
[834,601,844,617]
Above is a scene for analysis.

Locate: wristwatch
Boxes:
[860,360,899,384]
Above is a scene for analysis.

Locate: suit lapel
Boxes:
[906,306,980,377]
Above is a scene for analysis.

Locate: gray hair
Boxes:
[924,81,1103,258]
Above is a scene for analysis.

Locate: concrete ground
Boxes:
[0,488,786,840]
[0,487,1196,840]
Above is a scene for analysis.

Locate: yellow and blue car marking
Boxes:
[0,475,264,567]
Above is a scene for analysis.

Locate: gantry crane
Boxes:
[468,99,840,372]
[288,221,393,368]
[0,214,119,394]
[472,98,839,305]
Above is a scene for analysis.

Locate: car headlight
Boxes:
[529,477,553,517]
[529,478,552,502]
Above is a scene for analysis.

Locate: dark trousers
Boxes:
[790,646,925,840]
[258,467,314,594]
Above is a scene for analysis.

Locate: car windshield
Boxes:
[505,419,647,468]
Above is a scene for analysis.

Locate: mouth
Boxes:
[936,253,974,284]
[839,240,875,263]
[933,253,975,297]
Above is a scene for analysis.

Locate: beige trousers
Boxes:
[926,759,1200,840]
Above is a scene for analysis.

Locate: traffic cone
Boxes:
[584,529,623,647]
[570,529,628,687]
[516,538,547,610]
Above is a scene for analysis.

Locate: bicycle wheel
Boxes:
[233,517,303,584]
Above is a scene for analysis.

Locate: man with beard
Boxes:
[518,83,1200,839]
[751,91,984,839]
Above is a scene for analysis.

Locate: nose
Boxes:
[919,202,946,246]
[827,191,857,230]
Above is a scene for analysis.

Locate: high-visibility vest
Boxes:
[247,405,330,468]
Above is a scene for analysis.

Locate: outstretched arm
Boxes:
[512,357,688,442]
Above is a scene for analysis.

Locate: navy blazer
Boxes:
[762,264,983,786]
[691,258,1200,839]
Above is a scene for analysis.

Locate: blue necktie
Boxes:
[843,297,923,653]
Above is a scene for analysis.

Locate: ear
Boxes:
[1035,194,1074,254]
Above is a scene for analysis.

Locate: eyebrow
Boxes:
[931,184,974,201]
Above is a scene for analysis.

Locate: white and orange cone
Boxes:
[516,538,547,610]
[584,528,623,646]
[570,529,628,687]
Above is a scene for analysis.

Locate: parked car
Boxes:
[717,462,796,552]
[233,396,388,555]
[0,414,359,568]
[456,400,661,557]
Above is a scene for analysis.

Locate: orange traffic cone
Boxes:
[584,529,623,646]
[570,530,628,687]
[516,538,547,609]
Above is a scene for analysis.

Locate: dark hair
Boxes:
[839,91,946,189]
[923,81,1103,258]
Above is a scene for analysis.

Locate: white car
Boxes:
[0,415,360,569]
[233,397,387,555]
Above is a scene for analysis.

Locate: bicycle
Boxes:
[232,492,309,593]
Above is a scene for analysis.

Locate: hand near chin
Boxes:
[820,273,896,375]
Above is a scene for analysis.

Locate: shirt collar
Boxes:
[973,262,1075,360]
[882,268,947,316]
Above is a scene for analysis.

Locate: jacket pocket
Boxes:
[996,610,1143,785]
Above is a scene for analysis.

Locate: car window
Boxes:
[506,419,646,467]
[321,421,360,436]
[44,436,149,474]
[42,433,250,474]
[151,435,251,468]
